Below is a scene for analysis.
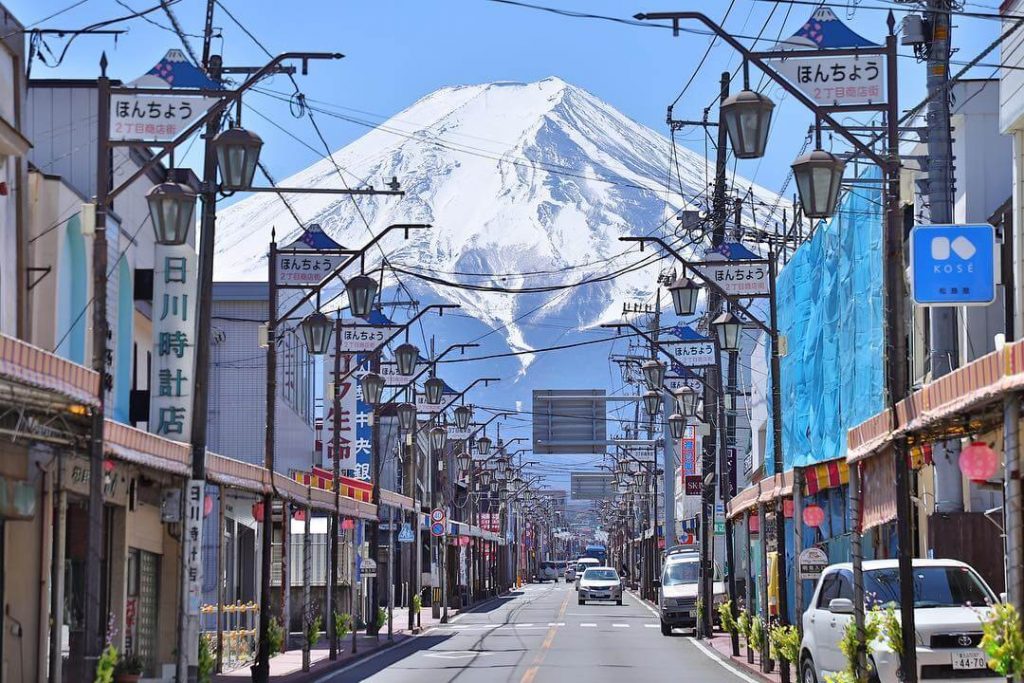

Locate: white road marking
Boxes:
[548,622,565,626]
[643,624,659,628]
[423,651,494,660]
[580,623,597,627]
[688,637,763,683]
[612,623,629,628]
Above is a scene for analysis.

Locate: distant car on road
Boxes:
[574,557,601,590]
[799,558,997,683]
[654,550,725,635]
[538,561,560,582]
[577,567,623,606]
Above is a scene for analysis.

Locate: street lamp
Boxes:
[495,456,509,477]
[668,413,686,440]
[454,405,473,430]
[457,451,472,475]
[429,425,447,452]
[300,311,333,356]
[675,387,700,417]
[479,468,494,488]
[791,148,846,219]
[361,372,385,405]
[642,390,661,417]
[394,343,419,376]
[425,376,445,405]
[477,435,492,456]
[668,276,700,317]
[720,89,775,160]
[397,402,416,432]
[146,180,197,246]
[212,125,263,191]
[641,360,666,392]
[712,312,744,352]
[345,274,379,319]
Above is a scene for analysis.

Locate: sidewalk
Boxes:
[705,633,785,683]
[212,599,493,682]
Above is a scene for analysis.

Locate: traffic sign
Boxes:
[430,508,446,523]
[398,522,415,543]
[911,224,996,306]
[360,558,377,578]
[430,521,446,537]
[798,547,829,581]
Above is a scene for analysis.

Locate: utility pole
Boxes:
[80,54,112,682]
[700,70,729,641]
[328,314,342,660]
[722,197,742,657]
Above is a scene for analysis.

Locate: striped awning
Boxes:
[803,459,849,496]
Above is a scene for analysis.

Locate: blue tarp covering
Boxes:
[765,167,885,473]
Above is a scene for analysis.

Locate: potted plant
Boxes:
[94,645,118,683]
[113,653,144,683]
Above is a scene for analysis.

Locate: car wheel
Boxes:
[660,620,672,636]
[800,656,818,683]
[616,599,622,606]
[578,599,585,605]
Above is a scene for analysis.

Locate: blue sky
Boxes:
[15,0,1005,198]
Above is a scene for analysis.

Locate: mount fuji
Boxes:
[214,77,779,440]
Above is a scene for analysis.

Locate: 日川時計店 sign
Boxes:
[109,93,217,142]
[770,54,884,106]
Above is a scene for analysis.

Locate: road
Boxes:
[321,582,753,682]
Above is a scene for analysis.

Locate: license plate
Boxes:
[688,609,698,617]
[951,650,988,670]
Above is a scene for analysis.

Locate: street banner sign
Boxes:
[275,251,347,286]
[910,224,996,306]
[109,93,217,141]
[446,426,474,441]
[770,54,884,107]
[692,259,770,297]
[183,479,205,615]
[380,363,427,386]
[398,523,415,543]
[664,339,715,368]
[337,323,401,353]
[798,547,829,580]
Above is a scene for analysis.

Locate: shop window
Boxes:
[125,548,160,674]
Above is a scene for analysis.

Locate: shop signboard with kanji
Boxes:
[337,322,401,353]
[150,244,198,441]
[770,54,884,106]
[183,479,204,615]
[109,94,217,142]
[692,259,770,297]
[322,352,373,480]
[274,251,347,286]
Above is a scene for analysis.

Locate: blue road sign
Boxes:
[398,523,414,543]
[911,224,996,306]
[430,521,445,537]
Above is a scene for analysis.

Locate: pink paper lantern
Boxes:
[802,504,826,528]
[959,441,999,482]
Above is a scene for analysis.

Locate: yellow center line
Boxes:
[521,590,571,683]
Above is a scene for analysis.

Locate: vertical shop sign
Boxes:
[150,244,198,440]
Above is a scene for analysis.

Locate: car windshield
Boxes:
[577,561,596,572]
[864,566,994,608]
[583,569,618,582]
[663,561,699,586]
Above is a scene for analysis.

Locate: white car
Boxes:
[799,559,997,683]
[577,566,623,605]
[573,557,601,591]
[654,550,726,635]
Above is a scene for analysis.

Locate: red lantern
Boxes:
[341,518,355,531]
[204,494,214,518]
[252,501,265,521]
[802,504,826,528]
[293,508,306,522]
[748,513,760,533]
[959,441,1000,482]
[783,499,794,518]
[103,459,116,473]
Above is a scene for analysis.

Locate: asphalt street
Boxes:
[320,582,756,683]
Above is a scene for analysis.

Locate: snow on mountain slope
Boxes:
[214,77,780,376]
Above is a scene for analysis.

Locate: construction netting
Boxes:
[765,166,885,473]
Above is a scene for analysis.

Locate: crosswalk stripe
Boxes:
[580,623,596,627]
[612,624,629,628]
[643,624,659,628]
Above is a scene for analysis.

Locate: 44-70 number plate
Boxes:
[951,650,987,670]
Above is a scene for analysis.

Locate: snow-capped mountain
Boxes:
[215,77,779,407]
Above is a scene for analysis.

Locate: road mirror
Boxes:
[828,598,855,615]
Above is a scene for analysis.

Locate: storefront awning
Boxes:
[0,334,99,411]
[727,470,794,519]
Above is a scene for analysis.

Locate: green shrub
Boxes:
[267,617,284,656]
[980,602,1024,676]
[412,593,422,615]
[376,606,388,630]
[306,613,323,649]
[114,653,144,675]
[838,610,880,678]
[717,599,737,634]
[749,615,765,652]
[769,624,800,664]
[94,645,118,683]
[198,635,215,683]
[333,611,352,640]
[876,605,903,658]
[822,673,857,683]
[737,608,751,642]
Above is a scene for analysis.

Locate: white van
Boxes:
[573,557,601,590]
